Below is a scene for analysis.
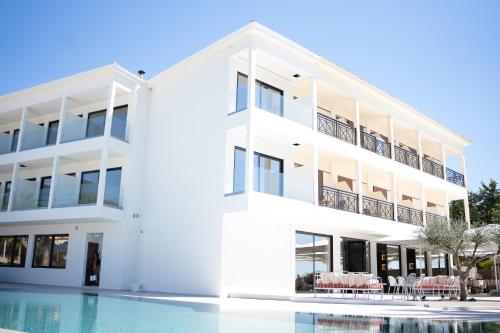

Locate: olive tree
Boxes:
[417,220,500,301]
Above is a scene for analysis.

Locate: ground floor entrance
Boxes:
[295,231,332,292]
[84,233,103,286]
[341,238,370,273]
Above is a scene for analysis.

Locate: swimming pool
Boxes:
[0,289,499,333]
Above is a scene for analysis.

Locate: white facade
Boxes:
[0,22,470,297]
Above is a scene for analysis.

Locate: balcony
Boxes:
[394,146,420,170]
[422,157,444,179]
[397,205,423,226]
[361,132,391,158]
[318,185,358,213]
[426,212,447,224]
[317,111,356,145]
[446,168,465,187]
[362,196,394,220]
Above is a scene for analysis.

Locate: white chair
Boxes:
[396,276,406,299]
[387,276,399,298]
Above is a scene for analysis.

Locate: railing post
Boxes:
[441,144,447,180]
[416,131,423,171]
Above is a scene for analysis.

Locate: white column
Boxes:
[444,191,450,225]
[401,247,408,277]
[332,234,342,272]
[7,163,20,211]
[448,254,454,276]
[388,116,395,160]
[56,96,67,145]
[421,183,427,226]
[96,149,109,206]
[355,100,361,147]
[441,144,447,180]
[312,145,319,205]
[392,173,398,221]
[244,46,257,195]
[103,83,117,138]
[370,242,378,276]
[48,156,59,209]
[460,153,470,228]
[356,160,363,213]
[417,131,423,170]
[16,107,28,152]
[311,75,318,131]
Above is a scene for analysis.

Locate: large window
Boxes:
[253,152,283,196]
[377,243,401,284]
[295,231,332,293]
[38,176,51,208]
[235,72,248,112]
[255,80,284,116]
[232,147,246,193]
[86,110,106,138]
[46,120,59,145]
[0,235,28,267]
[432,252,449,276]
[104,167,122,207]
[1,181,11,211]
[111,105,128,140]
[32,234,69,268]
[79,170,99,205]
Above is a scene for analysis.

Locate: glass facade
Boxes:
[38,176,51,208]
[0,235,28,267]
[255,80,283,116]
[11,129,19,152]
[46,120,59,145]
[2,181,11,211]
[253,152,283,196]
[295,231,332,293]
[111,105,127,140]
[432,252,449,276]
[32,234,69,268]
[79,171,99,205]
[232,147,246,193]
[235,73,248,112]
[104,167,122,207]
[86,110,106,138]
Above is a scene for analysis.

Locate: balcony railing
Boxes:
[397,205,423,226]
[422,157,444,179]
[361,132,391,158]
[426,212,447,224]
[317,112,356,145]
[394,146,420,170]
[362,196,394,220]
[446,168,465,187]
[0,132,13,155]
[319,185,358,213]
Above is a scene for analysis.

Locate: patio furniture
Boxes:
[387,276,400,298]
[315,272,384,299]
[414,275,459,297]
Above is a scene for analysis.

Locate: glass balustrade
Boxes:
[0,132,13,155]
[52,173,80,208]
[60,112,88,143]
[12,179,38,210]
[21,121,48,150]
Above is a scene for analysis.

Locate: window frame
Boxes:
[10,129,19,152]
[38,176,52,208]
[85,109,107,138]
[0,235,28,267]
[46,120,60,145]
[103,167,122,207]
[2,181,11,211]
[253,151,284,196]
[32,234,69,269]
[232,146,246,194]
[78,170,100,205]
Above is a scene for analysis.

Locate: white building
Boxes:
[0,22,470,297]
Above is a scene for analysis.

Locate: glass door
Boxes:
[295,231,332,293]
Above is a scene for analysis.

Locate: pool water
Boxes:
[0,289,499,333]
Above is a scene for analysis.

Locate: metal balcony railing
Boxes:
[317,111,356,145]
[319,185,358,213]
[425,212,447,224]
[361,132,391,158]
[446,168,465,187]
[394,146,420,170]
[397,205,423,226]
[362,196,394,220]
[422,157,444,179]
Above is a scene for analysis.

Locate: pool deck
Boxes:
[1,283,499,321]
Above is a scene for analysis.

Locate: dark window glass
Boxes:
[2,181,11,211]
[236,72,248,112]
[32,234,69,268]
[38,176,51,208]
[386,245,401,278]
[79,171,99,205]
[432,252,449,276]
[46,120,59,145]
[86,110,106,138]
[295,231,332,292]
[11,129,19,152]
[111,105,127,140]
[104,167,122,207]
[0,235,28,267]
[253,152,283,196]
[233,147,246,193]
[256,80,283,116]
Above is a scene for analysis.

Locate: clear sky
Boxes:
[1,1,498,190]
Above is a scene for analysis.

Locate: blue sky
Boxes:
[1,1,498,190]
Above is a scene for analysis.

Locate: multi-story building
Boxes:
[0,22,470,297]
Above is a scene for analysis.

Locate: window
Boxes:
[11,129,19,152]
[253,152,283,196]
[235,72,248,112]
[79,170,99,205]
[86,110,106,138]
[104,167,122,207]
[432,252,449,276]
[233,147,246,193]
[111,105,128,140]
[295,231,332,292]
[32,234,69,268]
[0,235,28,267]
[38,176,52,208]
[255,80,283,116]
[46,120,59,145]
[2,181,11,211]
